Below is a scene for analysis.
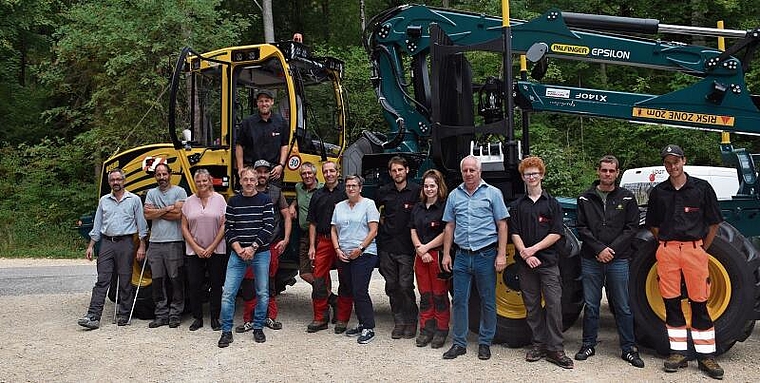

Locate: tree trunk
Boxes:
[263,0,274,43]
[360,0,366,32]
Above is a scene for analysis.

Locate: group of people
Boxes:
[77,87,724,380]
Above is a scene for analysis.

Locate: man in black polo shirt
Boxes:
[235,89,289,180]
[376,156,421,339]
[510,156,573,369]
[645,144,724,379]
[305,161,348,333]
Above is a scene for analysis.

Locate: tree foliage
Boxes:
[2,0,760,256]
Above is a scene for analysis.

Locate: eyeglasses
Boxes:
[523,172,541,179]
[345,184,360,189]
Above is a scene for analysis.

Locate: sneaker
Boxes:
[698,357,724,380]
[253,329,266,343]
[77,315,100,330]
[357,328,375,344]
[346,324,363,337]
[264,317,282,330]
[148,318,168,328]
[235,321,254,333]
[218,331,233,348]
[664,353,688,372]
[622,350,645,368]
[574,345,595,361]
[526,345,546,362]
[334,321,348,334]
[546,350,574,369]
[306,320,329,333]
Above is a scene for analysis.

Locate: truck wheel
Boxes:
[468,225,584,348]
[629,223,759,356]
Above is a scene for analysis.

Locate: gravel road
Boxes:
[0,258,757,382]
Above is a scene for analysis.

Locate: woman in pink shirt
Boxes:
[181,169,228,331]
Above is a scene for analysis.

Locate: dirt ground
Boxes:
[0,258,758,382]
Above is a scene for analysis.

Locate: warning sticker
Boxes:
[550,44,590,56]
[632,107,735,127]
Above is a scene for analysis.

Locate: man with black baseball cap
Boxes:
[645,144,724,379]
[235,89,289,180]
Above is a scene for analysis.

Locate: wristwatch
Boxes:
[359,245,366,252]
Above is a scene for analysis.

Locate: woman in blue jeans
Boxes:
[331,174,380,344]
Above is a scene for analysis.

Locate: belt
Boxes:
[660,240,702,248]
[102,234,133,242]
[458,242,497,255]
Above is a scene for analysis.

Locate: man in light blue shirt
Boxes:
[144,163,187,328]
[78,168,148,330]
[441,155,509,361]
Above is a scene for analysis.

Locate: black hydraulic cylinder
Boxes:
[563,12,659,35]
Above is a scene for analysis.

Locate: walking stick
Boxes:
[128,256,148,324]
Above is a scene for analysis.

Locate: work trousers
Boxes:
[656,240,716,356]
[519,263,564,352]
[379,250,419,326]
[87,237,135,320]
[186,252,228,321]
[148,242,185,319]
[414,249,450,333]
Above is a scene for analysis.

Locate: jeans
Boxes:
[220,249,270,332]
[451,245,497,347]
[581,257,635,352]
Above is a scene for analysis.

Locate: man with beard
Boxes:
[235,89,289,181]
[144,163,188,329]
[236,159,291,333]
[575,155,643,368]
[78,168,148,329]
[376,156,421,339]
[305,161,348,333]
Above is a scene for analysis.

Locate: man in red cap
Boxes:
[645,144,724,379]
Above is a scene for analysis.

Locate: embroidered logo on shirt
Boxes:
[430,221,440,228]
[271,132,280,137]
[404,202,414,210]
[538,215,551,223]
[684,206,700,213]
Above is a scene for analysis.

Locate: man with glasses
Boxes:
[78,168,148,329]
[575,155,643,368]
[510,156,573,369]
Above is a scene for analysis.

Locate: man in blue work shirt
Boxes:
[78,168,148,329]
[441,155,509,361]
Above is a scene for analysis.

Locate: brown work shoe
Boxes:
[698,357,724,380]
[525,345,546,362]
[391,324,405,339]
[545,350,574,369]
[306,320,328,333]
[663,353,688,372]
[402,324,417,339]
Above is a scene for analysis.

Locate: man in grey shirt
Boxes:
[144,163,188,328]
[78,168,148,329]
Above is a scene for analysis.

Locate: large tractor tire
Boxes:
[629,222,760,356]
[468,225,584,348]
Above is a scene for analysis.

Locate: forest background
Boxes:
[2,0,759,257]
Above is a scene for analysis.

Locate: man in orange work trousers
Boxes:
[645,144,724,380]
